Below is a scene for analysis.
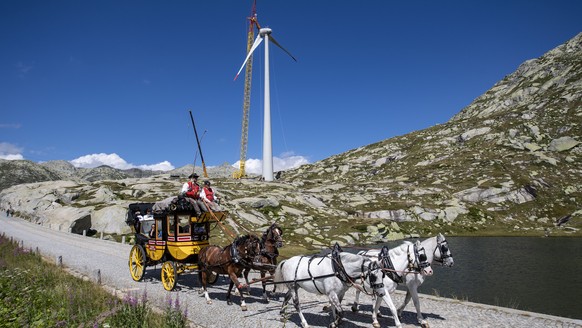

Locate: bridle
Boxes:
[432,238,452,265]
[330,250,383,295]
[260,225,283,259]
[373,243,431,284]
[270,226,283,248]
[411,243,431,272]
[234,235,261,266]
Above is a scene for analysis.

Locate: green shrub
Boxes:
[0,234,189,328]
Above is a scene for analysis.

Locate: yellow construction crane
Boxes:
[233,2,261,179]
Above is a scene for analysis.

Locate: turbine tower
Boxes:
[235,27,296,181]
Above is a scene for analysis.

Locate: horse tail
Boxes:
[273,259,286,283]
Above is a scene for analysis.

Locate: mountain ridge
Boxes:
[1,32,580,247]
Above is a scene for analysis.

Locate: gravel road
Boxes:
[1,213,580,328]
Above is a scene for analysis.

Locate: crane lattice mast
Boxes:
[233,2,261,179]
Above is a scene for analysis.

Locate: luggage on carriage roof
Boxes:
[169,195,198,212]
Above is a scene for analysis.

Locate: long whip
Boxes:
[189,110,208,178]
[193,130,207,171]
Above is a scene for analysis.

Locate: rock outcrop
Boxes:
[1,33,580,247]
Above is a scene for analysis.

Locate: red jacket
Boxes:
[185,181,200,199]
[203,187,214,202]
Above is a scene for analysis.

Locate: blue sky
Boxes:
[1,1,581,174]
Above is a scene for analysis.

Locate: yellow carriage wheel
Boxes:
[161,261,178,291]
[129,245,146,281]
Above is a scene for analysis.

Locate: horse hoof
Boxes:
[421,322,430,328]
[322,305,330,311]
[351,305,358,312]
[206,300,212,305]
[227,301,233,306]
[372,322,381,328]
[241,305,248,311]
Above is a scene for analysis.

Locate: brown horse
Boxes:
[198,234,261,311]
[242,223,284,302]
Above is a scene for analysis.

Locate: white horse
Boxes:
[273,244,385,328]
[360,240,433,328]
[353,234,453,327]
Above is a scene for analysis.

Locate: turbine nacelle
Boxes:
[259,27,272,36]
[234,27,296,81]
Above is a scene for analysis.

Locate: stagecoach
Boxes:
[125,201,227,291]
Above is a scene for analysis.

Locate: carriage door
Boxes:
[146,217,165,262]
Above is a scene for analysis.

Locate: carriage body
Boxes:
[126,202,225,290]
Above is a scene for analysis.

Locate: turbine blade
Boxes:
[269,35,297,62]
[234,35,264,81]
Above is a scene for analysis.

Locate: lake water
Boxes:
[364,236,582,320]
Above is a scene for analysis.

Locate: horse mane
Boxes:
[389,241,413,257]
[233,234,254,247]
[422,234,443,248]
[339,252,361,261]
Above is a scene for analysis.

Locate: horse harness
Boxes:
[230,236,258,267]
[432,238,452,265]
[200,236,257,270]
[372,243,429,284]
[278,245,379,295]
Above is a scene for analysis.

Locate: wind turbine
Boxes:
[235,27,296,181]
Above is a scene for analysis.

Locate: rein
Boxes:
[270,252,378,297]
[202,245,238,269]
[202,199,237,239]
[204,236,258,269]
[330,254,381,296]
[265,255,337,289]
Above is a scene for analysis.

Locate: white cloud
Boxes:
[70,153,175,171]
[0,123,22,129]
[233,152,309,175]
[0,142,24,160]
[0,154,24,160]
[136,161,174,171]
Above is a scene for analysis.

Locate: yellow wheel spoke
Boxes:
[128,245,146,282]
[161,261,177,291]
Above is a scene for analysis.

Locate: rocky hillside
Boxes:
[0,32,580,250]
[0,160,238,190]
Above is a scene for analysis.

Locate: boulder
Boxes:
[364,209,415,222]
[92,205,132,235]
[548,136,580,152]
[41,206,94,234]
[251,197,280,208]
